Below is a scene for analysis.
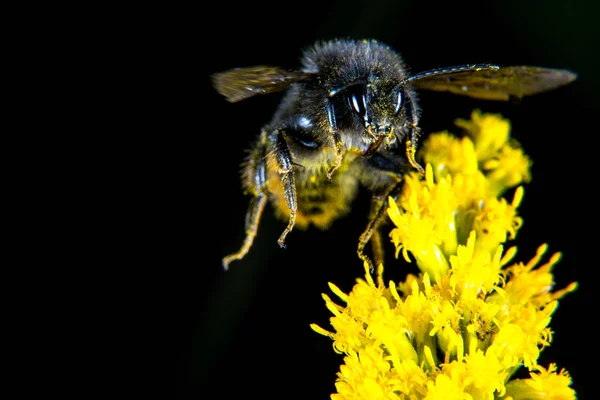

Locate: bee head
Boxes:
[342,79,405,149]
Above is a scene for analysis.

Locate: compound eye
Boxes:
[394,88,403,114]
[347,85,367,119]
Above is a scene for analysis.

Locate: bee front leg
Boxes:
[326,101,343,180]
[404,91,425,175]
[272,130,297,249]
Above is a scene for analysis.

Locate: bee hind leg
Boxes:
[222,194,268,270]
[222,135,271,270]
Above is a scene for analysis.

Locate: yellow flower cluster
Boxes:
[311,110,578,399]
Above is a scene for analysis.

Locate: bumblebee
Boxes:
[211,38,576,271]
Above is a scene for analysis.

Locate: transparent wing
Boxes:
[210,66,309,102]
[411,66,577,101]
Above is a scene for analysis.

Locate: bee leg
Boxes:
[325,101,343,180]
[405,127,424,175]
[357,194,386,273]
[358,182,404,273]
[370,224,385,270]
[273,130,297,249]
[222,194,268,270]
[222,141,270,270]
[404,93,425,175]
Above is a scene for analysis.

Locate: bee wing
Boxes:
[210,66,310,102]
[411,66,577,101]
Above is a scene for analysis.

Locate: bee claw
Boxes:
[222,260,231,271]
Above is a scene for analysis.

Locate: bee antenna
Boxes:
[403,64,499,84]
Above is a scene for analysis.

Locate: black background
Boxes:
[158,0,597,398]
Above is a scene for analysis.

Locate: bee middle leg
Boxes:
[357,182,404,272]
[357,150,413,272]
[272,129,297,248]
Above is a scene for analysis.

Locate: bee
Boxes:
[211,38,576,271]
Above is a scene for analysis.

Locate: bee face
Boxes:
[210,38,576,270]
[346,81,404,134]
[330,77,408,154]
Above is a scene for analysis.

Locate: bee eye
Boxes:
[347,86,367,118]
[394,89,403,114]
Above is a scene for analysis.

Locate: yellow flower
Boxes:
[420,132,479,177]
[428,109,532,197]
[312,111,578,399]
[454,109,510,162]
[504,364,576,400]
[484,144,531,196]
